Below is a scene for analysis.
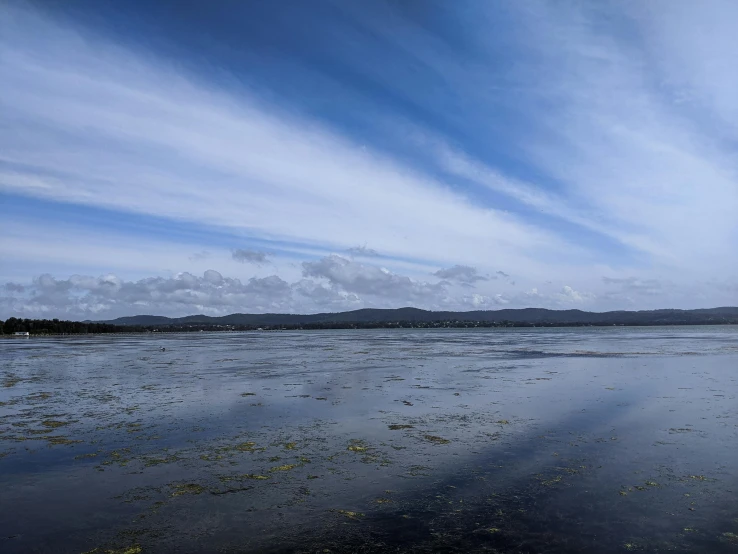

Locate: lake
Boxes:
[1,327,737,553]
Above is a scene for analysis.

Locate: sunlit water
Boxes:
[1,327,737,553]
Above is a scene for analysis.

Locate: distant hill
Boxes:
[98,307,738,327]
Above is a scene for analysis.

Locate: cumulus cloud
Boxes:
[1,257,459,318]
[1,271,293,318]
[232,249,270,265]
[302,255,447,303]
[292,279,362,312]
[4,282,25,293]
[3,262,666,319]
[433,265,487,285]
[558,285,594,303]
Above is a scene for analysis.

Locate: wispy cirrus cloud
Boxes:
[0,4,564,278]
[1,1,737,316]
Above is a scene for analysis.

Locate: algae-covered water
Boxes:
[1,327,737,553]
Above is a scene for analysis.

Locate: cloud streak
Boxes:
[1,2,737,314]
[0,4,564,276]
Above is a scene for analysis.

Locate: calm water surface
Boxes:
[1,327,737,553]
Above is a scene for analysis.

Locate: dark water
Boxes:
[1,327,737,553]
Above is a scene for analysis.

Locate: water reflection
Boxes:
[1,328,737,552]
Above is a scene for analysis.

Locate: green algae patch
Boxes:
[333,509,364,520]
[171,483,206,497]
[199,453,224,461]
[26,392,52,401]
[26,428,54,435]
[200,439,265,460]
[42,420,72,429]
[388,424,414,430]
[75,452,98,460]
[101,449,132,466]
[220,474,270,482]
[408,465,431,476]
[539,474,563,487]
[683,474,714,482]
[47,436,82,445]
[143,454,182,467]
[2,375,21,388]
[283,442,297,450]
[347,439,368,452]
[424,435,450,444]
[270,463,297,472]
[496,419,511,425]
[82,546,142,554]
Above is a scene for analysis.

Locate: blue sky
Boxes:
[2,0,737,318]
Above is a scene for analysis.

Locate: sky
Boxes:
[1,0,737,319]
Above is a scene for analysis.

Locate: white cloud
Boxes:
[2,271,294,318]
[0,260,451,318]
[557,285,593,304]
[302,255,447,303]
[3,261,736,319]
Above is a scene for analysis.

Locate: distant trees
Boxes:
[0,317,143,335]
[1,311,736,336]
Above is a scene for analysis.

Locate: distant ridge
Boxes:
[99,307,738,327]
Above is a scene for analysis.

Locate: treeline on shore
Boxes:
[2,316,737,335]
[1,317,146,335]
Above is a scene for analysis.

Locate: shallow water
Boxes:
[1,327,737,553]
